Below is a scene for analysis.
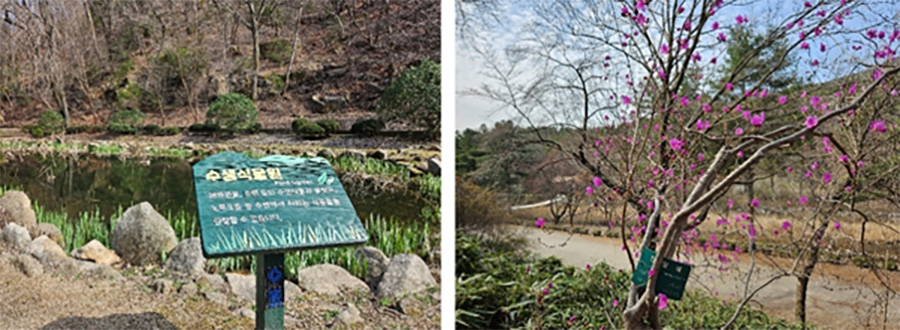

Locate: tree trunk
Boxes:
[251,19,260,101]
[795,275,809,325]
[283,6,304,96]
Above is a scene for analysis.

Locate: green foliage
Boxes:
[378,59,440,139]
[291,118,309,133]
[24,111,65,137]
[315,119,341,134]
[113,59,135,81]
[115,82,143,109]
[720,25,800,93]
[456,128,488,175]
[455,233,809,329]
[206,93,258,133]
[260,39,292,64]
[267,74,285,94]
[188,122,221,134]
[66,125,104,134]
[108,109,146,134]
[350,119,385,136]
[296,122,326,137]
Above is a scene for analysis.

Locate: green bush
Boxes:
[296,123,326,137]
[260,39,292,64]
[378,59,440,139]
[107,109,146,134]
[291,118,309,133]
[25,111,65,137]
[315,119,341,134]
[161,126,182,136]
[188,122,220,134]
[206,93,258,134]
[143,124,161,134]
[66,125,104,134]
[350,118,385,136]
[115,82,143,108]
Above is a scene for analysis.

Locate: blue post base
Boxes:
[256,253,285,330]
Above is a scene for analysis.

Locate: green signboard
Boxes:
[630,247,692,300]
[193,152,368,257]
[192,152,368,329]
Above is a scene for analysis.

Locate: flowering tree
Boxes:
[463,0,900,328]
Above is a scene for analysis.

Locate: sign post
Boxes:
[192,152,369,329]
[630,247,692,300]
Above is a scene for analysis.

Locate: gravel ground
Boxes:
[0,253,440,329]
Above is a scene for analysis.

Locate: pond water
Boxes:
[0,154,427,223]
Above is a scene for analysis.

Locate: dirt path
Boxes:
[509,226,900,330]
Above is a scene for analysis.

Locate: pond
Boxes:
[0,154,429,224]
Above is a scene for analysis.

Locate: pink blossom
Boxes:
[799,196,808,205]
[870,120,887,133]
[834,222,841,230]
[839,155,849,163]
[696,119,710,131]
[593,177,603,187]
[805,116,818,128]
[622,96,632,105]
[750,113,765,127]
[712,22,719,30]
[727,200,734,208]
[586,186,594,195]
[535,218,545,228]
[782,221,791,230]
[725,83,733,90]
[613,299,619,307]
[849,83,857,95]
[661,44,670,54]
[823,172,832,184]
[648,269,655,277]
[718,33,727,42]
[737,151,744,158]
[800,42,809,49]
[586,264,591,270]
[669,138,685,152]
[698,153,705,162]
[735,128,744,135]
[658,293,669,310]
[750,199,760,207]
[778,96,788,104]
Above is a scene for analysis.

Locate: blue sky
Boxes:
[456,0,900,130]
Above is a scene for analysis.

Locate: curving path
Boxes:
[508,226,900,330]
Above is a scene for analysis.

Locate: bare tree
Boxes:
[214,0,278,101]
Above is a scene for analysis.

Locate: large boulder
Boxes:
[1,222,31,251]
[37,223,64,247]
[23,235,67,268]
[224,273,301,302]
[426,158,441,176]
[112,202,178,266]
[164,237,206,276]
[376,254,436,300]
[73,259,121,280]
[296,264,369,296]
[0,191,37,233]
[354,246,390,289]
[71,240,121,266]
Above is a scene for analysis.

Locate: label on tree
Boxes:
[630,247,691,300]
[192,152,368,257]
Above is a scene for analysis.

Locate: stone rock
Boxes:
[73,259,121,280]
[317,149,336,159]
[112,202,178,266]
[309,94,348,113]
[296,264,369,296]
[1,223,31,251]
[224,273,256,302]
[368,149,388,160]
[180,282,199,296]
[203,290,228,305]
[150,278,175,295]
[398,295,423,315]
[164,237,206,276]
[238,307,255,320]
[340,150,366,161]
[197,273,228,294]
[354,246,389,289]
[10,254,43,277]
[37,223,64,247]
[335,303,363,327]
[71,240,121,266]
[426,158,441,176]
[376,254,436,300]
[225,272,301,302]
[24,235,67,268]
[0,191,37,233]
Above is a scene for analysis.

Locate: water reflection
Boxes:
[0,154,425,223]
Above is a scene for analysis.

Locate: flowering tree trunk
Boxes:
[465,0,900,328]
